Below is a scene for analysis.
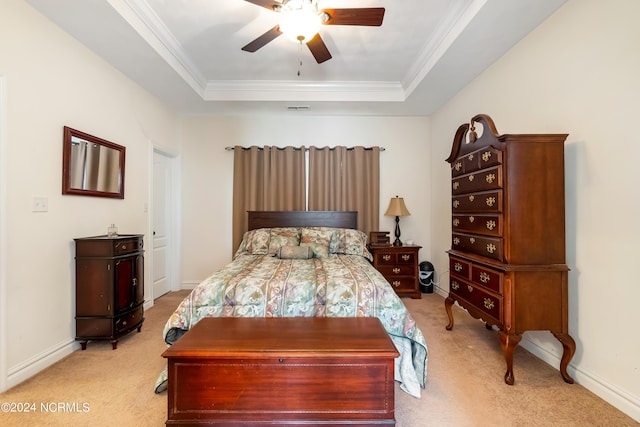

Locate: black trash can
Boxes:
[419,261,434,293]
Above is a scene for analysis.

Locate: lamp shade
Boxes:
[385,197,411,217]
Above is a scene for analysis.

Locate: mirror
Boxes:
[62,126,125,199]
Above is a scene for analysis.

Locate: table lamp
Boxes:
[384,196,411,246]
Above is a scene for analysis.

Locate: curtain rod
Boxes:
[225,146,385,152]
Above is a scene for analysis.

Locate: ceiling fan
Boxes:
[241,0,385,64]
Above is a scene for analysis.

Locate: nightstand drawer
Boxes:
[378,265,415,276]
[375,251,416,265]
[368,244,422,299]
[375,252,396,264]
[386,276,416,291]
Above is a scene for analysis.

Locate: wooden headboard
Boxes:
[248,211,357,231]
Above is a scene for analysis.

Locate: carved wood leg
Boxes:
[498,331,522,385]
[111,340,118,350]
[444,296,455,330]
[553,333,576,384]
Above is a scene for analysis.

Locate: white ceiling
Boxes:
[26,0,566,116]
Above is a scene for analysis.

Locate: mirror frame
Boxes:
[62,126,126,199]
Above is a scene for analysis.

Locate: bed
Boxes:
[154,211,427,398]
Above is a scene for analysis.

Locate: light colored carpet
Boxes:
[0,290,636,426]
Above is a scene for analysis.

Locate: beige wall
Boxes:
[0,0,180,389]
[430,0,640,420]
[2,0,639,422]
[180,115,432,284]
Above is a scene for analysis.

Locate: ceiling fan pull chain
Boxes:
[297,39,303,76]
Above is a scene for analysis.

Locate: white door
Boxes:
[153,151,172,299]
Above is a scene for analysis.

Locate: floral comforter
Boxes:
[154,253,427,397]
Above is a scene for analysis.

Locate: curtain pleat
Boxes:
[232,146,306,253]
[308,146,380,236]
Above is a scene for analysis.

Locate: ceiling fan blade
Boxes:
[243,0,281,12]
[306,34,332,64]
[322,8,385,26]
[241,25,283,52]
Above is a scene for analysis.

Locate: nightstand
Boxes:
[368,244,422,299]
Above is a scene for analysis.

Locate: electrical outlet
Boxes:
[32,197,48,212]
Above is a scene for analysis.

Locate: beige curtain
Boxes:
[308,146,380,235]
[232,146,306,252]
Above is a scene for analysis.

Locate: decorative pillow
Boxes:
[300,228,335,259]
[335,228,373,261]
[306,227,341,253]
[245,228,271,254]
[268,227,301,254]
[276,245,314,259]
[234,228,271,257]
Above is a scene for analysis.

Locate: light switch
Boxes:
[32,197,48,212]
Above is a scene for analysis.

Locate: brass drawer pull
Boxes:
[480,272,490,283]
[486,173,496,183]
[382,254,391,261]
[486,220,496,230]
[401,254,410,261]
[486,197,496,207]
[392,281,401,287]
[484,298,495,310]
[467,285,473,292]
[454,262,463,272]
[482,151,491,162]
[451,281,459,290]
[393,268,401,274]
[487,244,496,254]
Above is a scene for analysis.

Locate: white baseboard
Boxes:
[434,285,639,422]
[6,339,78,391]
[180,281,199,290]
[521,337,640,423]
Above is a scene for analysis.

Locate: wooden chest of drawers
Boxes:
[75,234,145,350]
[162,317,399,426]
[369,244,421,299]
[444,115,575,385]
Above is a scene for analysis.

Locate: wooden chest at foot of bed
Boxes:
[162,317,400,426]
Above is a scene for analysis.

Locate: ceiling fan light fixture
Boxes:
[279,0,322,43]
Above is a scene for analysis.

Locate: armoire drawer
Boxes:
[471,264,503,294]
[452,214,502,236]
[452,190,503,213]
[449,278,503,324]
[451,147,502,176]
[452,166,502,195]
[452,233,504,261]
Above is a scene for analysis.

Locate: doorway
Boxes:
[152,149,178,300]
[0,76,7,391]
